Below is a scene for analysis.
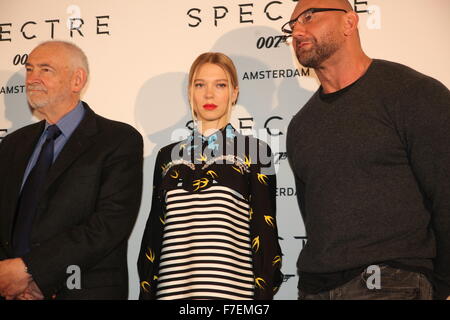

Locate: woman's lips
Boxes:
[203,104,218,110]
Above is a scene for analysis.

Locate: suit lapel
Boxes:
[41,103,98,197]
[9,122,45,198]
[4,121,45,244]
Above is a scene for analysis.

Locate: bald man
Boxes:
[0,41,143,299]
[285,0,450,300]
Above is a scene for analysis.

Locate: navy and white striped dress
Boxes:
[138,124,283,300]
[156,185,254,299]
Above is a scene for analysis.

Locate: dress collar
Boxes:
[186,123,237,155]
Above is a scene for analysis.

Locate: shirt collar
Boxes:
[190,123,235,143]
[192,123,234,138]
[45,101,85,138]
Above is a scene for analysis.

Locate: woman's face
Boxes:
[192,63,238,131]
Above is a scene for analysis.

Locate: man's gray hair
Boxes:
[37,40,90,78]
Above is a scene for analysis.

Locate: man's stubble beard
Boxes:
[295,31,341,69]
[27,94,49,110]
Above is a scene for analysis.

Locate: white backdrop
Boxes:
[1,0,449,299]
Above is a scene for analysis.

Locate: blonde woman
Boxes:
[138,52,282,300]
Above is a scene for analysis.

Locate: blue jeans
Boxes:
[298,265,433,300]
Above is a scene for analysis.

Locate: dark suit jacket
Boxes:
[0,102,143,299]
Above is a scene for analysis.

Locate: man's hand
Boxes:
[0,258,31,298]
[16,281,44,300]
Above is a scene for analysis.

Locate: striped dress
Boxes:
[138,124,283,300]
[156,185,254,299]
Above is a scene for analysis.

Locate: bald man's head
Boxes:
[26,41,89,114]
[33,41,90,79]
[291,0,353,22]
[295,0,353,14]
[288,0,363,69]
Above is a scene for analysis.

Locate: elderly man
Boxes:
[284,0,450,299]
[0,41,143,299]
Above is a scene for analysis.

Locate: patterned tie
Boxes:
[12,125,62,257]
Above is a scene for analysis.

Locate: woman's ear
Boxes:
[232,86,239,105]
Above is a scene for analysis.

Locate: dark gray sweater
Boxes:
[287,59,450,299]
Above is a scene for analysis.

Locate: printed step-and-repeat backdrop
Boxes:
[1,0,449,299]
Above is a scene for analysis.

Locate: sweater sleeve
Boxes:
[401,77,450,300]
[137,149,165,299]
[249,140,283,299]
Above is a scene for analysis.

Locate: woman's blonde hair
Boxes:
[188,52,239,125]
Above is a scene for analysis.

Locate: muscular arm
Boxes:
[402,78,450,300]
